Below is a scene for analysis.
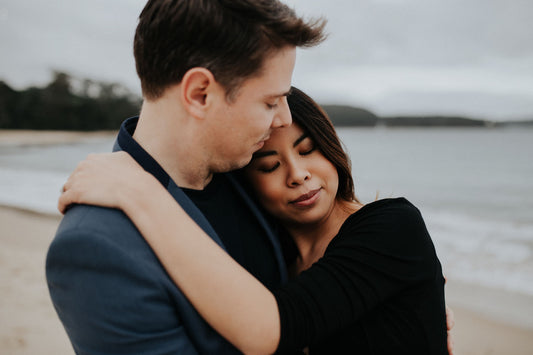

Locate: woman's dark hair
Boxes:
[287,87,358,203]
[134,0,326,100]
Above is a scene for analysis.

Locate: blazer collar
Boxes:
[114,117,287,282]
[116,116,169,187]
[113,116,225,248]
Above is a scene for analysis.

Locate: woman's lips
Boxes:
[290,188,321,207]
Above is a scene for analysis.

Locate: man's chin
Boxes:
[232,157,253,171]
[213,156,253,173]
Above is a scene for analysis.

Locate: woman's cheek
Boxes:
[256,178,285,214]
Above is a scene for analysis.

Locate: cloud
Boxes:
[1,0,532,120]
[288,0,533,120]
[293,61,533,120]
[289,0,533,67]
[0,0,144,89]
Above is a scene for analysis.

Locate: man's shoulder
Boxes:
[48,204,151,264]
[46,204,241,355]
[56,203,136,237]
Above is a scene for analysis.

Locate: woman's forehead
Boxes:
[266,124,304,144]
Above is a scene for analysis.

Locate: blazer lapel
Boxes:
[113,136,226,250]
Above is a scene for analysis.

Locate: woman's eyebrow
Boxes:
[252,132,308,159]
[293,133,308,147]
[252,150,277,159]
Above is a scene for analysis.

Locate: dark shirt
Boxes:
[274,198,448,355]
[182,173,281,290]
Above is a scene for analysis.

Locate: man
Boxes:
[46,0,325,354]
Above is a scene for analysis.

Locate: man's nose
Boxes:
[272,97,292,128]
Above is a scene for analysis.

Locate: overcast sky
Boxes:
[1,0,532,121]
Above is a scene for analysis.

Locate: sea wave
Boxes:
[0,167,66,215]
[425,209,533,296]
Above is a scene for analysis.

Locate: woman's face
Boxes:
[244,123,340,227]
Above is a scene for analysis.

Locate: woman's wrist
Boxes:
[119,170,166,217]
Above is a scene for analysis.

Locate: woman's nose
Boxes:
[287,163,310,186]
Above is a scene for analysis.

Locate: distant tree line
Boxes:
[321,105,379,126]
[321,105,495,127]
[1,72,531,130]
[322,105,533,128]
[0,71,142,130]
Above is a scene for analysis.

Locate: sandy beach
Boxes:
[0,206,72,354]
[0,129,117,147]
[0,206,532,355]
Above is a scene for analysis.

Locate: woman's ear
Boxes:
[180,67,217,119]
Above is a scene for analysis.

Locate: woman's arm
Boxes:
[61,153,456,354]
[60,152,280,355]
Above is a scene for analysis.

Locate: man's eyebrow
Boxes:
[264,87,293,99]
[293,133,308,147]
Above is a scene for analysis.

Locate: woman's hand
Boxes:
[59,151,153,214]
[446,305,455,355]
[444,276,455,355]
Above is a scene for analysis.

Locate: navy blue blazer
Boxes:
[46,117,287,354]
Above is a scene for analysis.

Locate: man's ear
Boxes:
[180,68,217,119]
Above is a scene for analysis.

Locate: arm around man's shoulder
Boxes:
[46,205,200,355]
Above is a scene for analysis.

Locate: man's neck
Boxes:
[133,97,213,190]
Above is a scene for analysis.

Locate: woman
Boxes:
[60,87,449,354]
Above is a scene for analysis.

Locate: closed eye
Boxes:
[300,145,316,156]
[258,162,280,173]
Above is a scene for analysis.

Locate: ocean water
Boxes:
[1,128,532,297]
[338,128,533,296]
[0,136,116,213]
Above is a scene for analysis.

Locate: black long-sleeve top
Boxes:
[273,198,448,354]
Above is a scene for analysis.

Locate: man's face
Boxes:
[205,46,296,172]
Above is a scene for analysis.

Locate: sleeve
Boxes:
[46,228,199,355]
[273,199,438,353]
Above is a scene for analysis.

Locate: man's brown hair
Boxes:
[134,0,326,100]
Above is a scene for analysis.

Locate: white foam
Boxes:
[0,167,66,215]
[425,209,533,296]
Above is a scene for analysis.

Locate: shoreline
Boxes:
[0,129,117,147]
[2,204,533,354]
[446,279,533,331]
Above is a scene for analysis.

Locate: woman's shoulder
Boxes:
[344,197,422,228]
[324,197,438,281]
[332,197,431,253]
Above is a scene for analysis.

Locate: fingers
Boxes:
[57,151,139,215]
[58,186,73,214]
[446,305,455,330]
[58,176,77,214]
[58,178,70,214]
[446,305,455,354]
[58,190,69,214]
[447,330,454,355]
[57,162,86,214]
